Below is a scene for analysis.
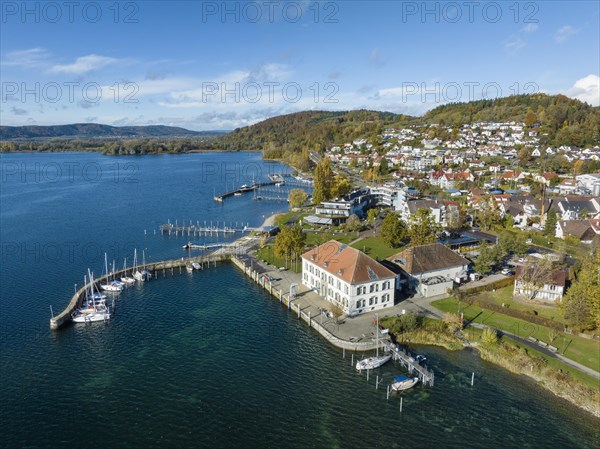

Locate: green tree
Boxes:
[288,189,308,208]
[562,251,600,330]
[408,208,441,245]
[367,208,379,225]
[544,209,558,236]
[274,224,306,267]
[474,243,495,275]
[312,158,335,204]
[380,213,406,248]
[378,158,389,175]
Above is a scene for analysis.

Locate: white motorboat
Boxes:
[186,264,194,272]
[391,375,419,391]
[192,262,201,270]
[356,354,392,370]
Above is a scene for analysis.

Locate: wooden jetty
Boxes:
[159,221,254,236]
[382,340,435,387]
[50,253,229,330]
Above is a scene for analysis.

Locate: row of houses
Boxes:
[301,240,567,316]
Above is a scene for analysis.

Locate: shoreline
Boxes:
[386,327,600,418]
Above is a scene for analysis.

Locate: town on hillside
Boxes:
[261,119,600,338]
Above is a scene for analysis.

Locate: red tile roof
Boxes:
[302,240,395,284]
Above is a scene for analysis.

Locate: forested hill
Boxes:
[0,123,214,139]
[215,110,408,169]
[424,94,599,147]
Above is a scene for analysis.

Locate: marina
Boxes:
[3,152,598,449]
[49,252,230,330]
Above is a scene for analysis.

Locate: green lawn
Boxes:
[305,231,355,247]
[475,286,565,324]
[255,245,302,273]
[350,236,402,260]
[432,296,600,371]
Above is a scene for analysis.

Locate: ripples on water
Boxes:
[0,153,598,448]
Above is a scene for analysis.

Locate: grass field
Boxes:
[433,296,600,371]
[350,236,402,260]
[475,286,565,323]
[255,246,302,273]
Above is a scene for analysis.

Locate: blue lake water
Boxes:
[0,152,598,448]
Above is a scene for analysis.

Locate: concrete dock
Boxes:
[49,253,229,330]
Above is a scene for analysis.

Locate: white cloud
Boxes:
[521,23,539,33]
[1,48,50,68]
[369,48,384,67]
[563,74,600,106]
[554,25,580,43]
[504,37,526,53]
[50,54,118,74]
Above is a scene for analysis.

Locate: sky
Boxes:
[1,0,599,130]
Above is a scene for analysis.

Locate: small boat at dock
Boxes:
[391,375,419,391]
[356,354,391,371]
[192,262,201,270]
[186,264,193,272]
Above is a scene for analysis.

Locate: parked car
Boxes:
[501,269,514,276]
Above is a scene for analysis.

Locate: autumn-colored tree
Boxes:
[331,174,352,198]
[573,159,586,176]
[288,189,308,208]
[312,158,335,204]
[525,108,537,127]
[274,224,306,267]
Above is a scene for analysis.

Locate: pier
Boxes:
[213,181,278,202]
[159,220,255,236]
[382,340,435,387]
[49,253,230,330]
[213,173,313,202]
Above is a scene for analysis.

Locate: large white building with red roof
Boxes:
[301,241,396,315]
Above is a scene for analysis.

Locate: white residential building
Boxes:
[301,241,396,315]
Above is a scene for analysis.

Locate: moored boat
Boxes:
[355,354,392,370]
[391,375,419,391]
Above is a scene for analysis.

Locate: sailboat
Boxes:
[356,315,391,370]
[100,253,123,292]
[72,271,111,323]
[132,248,144,281]
[120,257,135,284]
[140,250,151,281]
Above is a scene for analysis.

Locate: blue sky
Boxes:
[1,1,599,130]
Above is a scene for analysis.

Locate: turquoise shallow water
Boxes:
[0,152,598,448]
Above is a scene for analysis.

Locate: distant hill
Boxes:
[424,94,599,147]
[0,123,225,140]
[212,109,408,170]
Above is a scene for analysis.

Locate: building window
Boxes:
[344,285,348,294]
[370,284,375,293]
